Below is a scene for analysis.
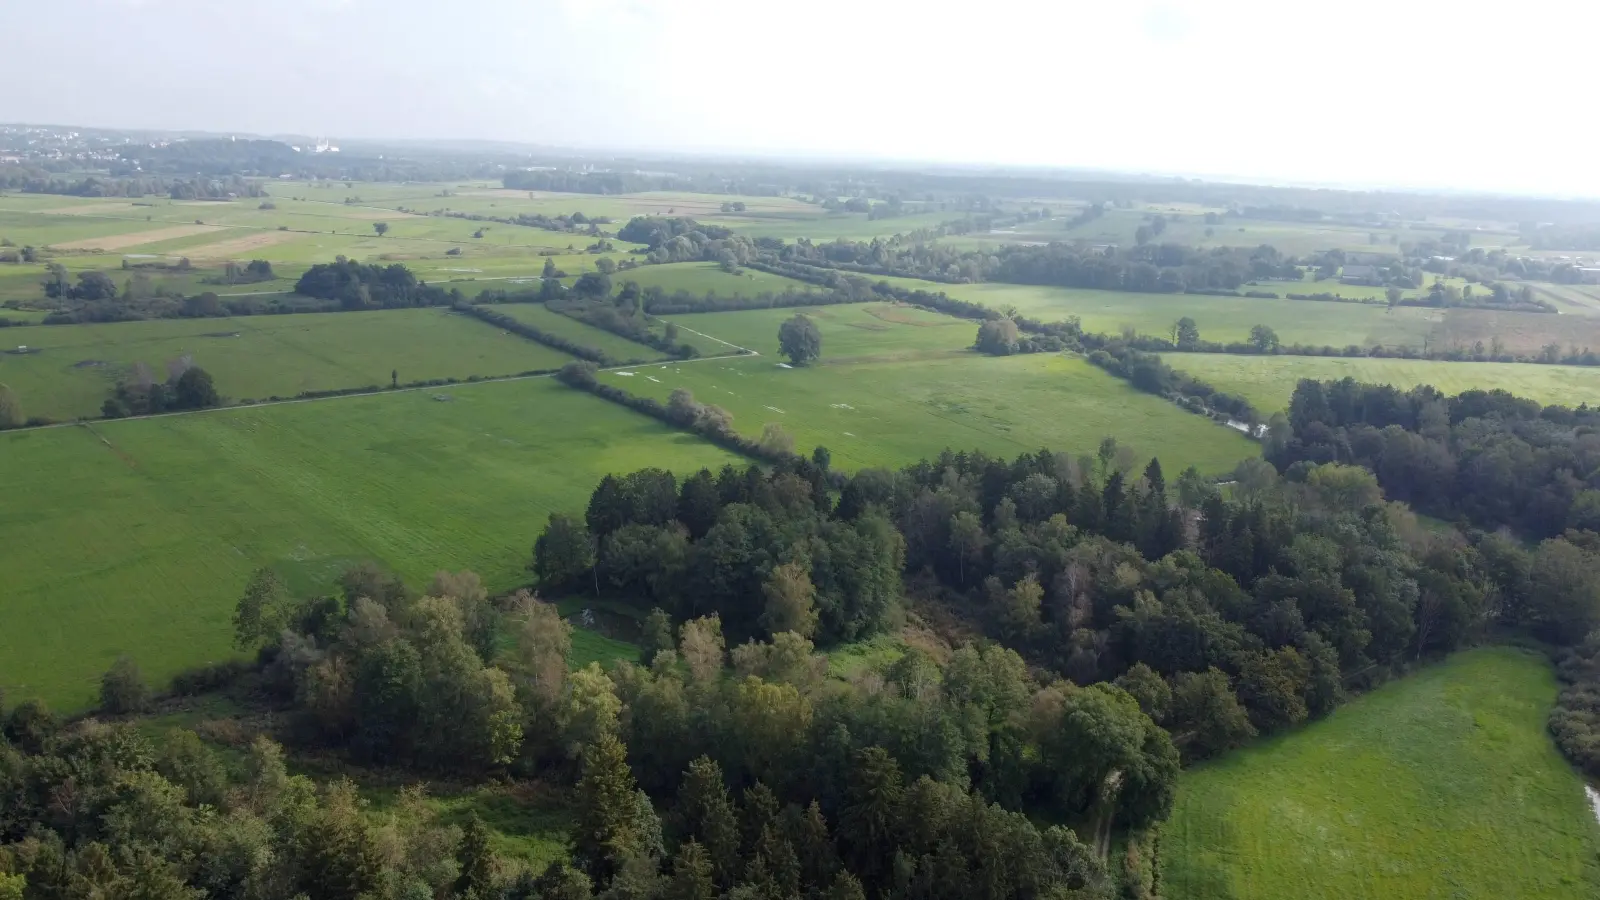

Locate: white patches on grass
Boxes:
[831,403,855,410]
[843,432,856,437]
[646,376,661,383]
[776,363,793,369]
[765,406,785,414]
[615,371,636,376]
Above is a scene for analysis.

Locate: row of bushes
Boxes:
[549,299,701,359]
[1085,344,1261,428]
[554,361,808,468]
[237,370,564,405]
[452,302,634,366]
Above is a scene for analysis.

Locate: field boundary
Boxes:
[5,352,750,433]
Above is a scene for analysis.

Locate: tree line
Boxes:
[294,259,453,310]
[1265,378,1600,538]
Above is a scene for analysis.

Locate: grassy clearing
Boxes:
[1162,647,1600,900]
[598,349,1256,475]
[0,308,574,420]
[1165,353,1600,413]
[0,377,742,709]
[872,275,1446,348]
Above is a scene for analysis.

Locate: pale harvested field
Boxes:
[177,229,304,260]
[49,224,226,251]
[39,202,145,215]
[319,208,419,221]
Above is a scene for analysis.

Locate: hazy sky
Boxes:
[5,0,1595,196]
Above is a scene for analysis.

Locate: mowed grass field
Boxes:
[873,275,1446,348]
[0,377,742,708]
[0,308,575,420]
[1166,353,1600,413]
[875,275,1600,356]
[599,334,1256,474]
[1162,647,1600,900]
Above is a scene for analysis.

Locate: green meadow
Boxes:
[872,275,1447,348]
[598,346,1256,474]
[1162,647,1600,900]
[0,377,741,708]
[1165,353,1600,413]
[0,308,574,420]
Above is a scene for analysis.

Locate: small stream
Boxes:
[1586,785,1600,826]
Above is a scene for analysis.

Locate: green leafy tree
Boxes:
[1248,324,1280,353]
[948,511,988,586]
[1167,668,1256,760]
[534,512,597,593]
[639,607,675,667]
[1237,647,1311,732]
[173,366,219,409]
[1173,316,1200,347]
[0,383,22,428]
[233,567,290,649]
[778,314,822,366]
[100,655,150,714]
[373,222,389,237]
[761,561,818,638]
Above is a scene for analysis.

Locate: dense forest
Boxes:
[1266,378,1600,538]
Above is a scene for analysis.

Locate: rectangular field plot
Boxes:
[1167,353,1600,413]
[600,352,1256,474]
[1162,648,1600,900]
[0,308,574,420]
[874,276,1446,348]
[0,378,742,709]
[491,303,672,362]
[662,302,979,360]
[620,261,812,297]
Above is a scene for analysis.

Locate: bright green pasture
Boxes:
[0,377,742,709]
[598,351,1256,474]
[1164,353,1600,413]
[1162,647,1600,900]
[664,302,978,360]
[873,275,1445,348]
[0,308,574,420]
[622,261,812,297]
[490,303,669,363]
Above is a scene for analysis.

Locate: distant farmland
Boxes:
[1165,353,1600,412]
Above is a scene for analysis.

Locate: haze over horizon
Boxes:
[5,0,1595,198]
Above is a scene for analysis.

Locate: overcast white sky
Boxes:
[4,0,1594,196]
